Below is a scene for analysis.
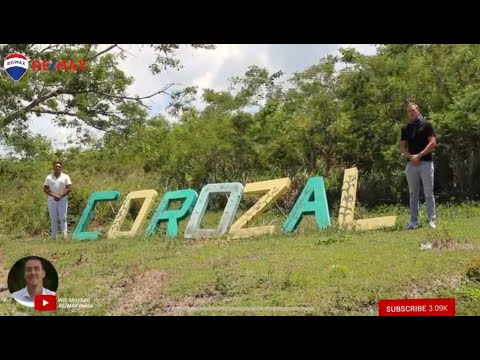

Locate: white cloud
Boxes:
[11,44,378,150]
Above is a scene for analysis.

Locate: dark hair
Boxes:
[407,102,419,108]
[53,160,63,167]
[24,256,45,272]
[407,102,422,116]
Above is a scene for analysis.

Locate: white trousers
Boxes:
[47,198,68,238]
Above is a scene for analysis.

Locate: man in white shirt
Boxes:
[44,161,72,239]
[11,258,56,308]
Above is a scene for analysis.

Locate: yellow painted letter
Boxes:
[229,178,291,238]
[107,189,158,238]
[338,167,396,231]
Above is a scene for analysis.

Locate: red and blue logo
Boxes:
[3,53,87,83]
[3,53,29,82]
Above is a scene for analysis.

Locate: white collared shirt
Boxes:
[44,172,72,200]
[11,286,56,307]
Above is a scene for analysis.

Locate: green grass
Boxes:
[0,203,479,316]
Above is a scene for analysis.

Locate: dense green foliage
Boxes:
[1,44,480,236]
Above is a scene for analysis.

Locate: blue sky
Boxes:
[24,44,377,149]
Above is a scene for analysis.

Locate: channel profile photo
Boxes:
[7,256,58,308]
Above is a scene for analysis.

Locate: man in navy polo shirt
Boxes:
[400,103,437,229]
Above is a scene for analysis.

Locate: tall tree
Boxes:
[0,44,215,149]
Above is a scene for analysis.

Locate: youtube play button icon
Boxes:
[34,295,57,311]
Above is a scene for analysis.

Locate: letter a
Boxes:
[282,176,330,233]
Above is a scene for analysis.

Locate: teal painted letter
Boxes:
[144,189,198,237]
[72,191,120,241]
[282,176,330,233]
[184,183,244,239]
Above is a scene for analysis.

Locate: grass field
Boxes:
[0,203,479,316]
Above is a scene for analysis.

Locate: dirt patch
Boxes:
[401,274,463,299]
[431,239,479,251]
[108,270,170,315]
[151,290,222,316]
[107,266,222,316]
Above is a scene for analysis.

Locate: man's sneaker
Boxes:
[428,221,436,229]
[404,222,419,230]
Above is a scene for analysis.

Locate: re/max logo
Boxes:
[31,60,87,72]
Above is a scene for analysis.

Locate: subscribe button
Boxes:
[378,298,455,316]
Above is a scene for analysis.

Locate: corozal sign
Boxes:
[72,167,396,241]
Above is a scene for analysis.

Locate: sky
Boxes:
[25,44,378,149]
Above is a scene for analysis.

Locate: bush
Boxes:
[466,259,480,283]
